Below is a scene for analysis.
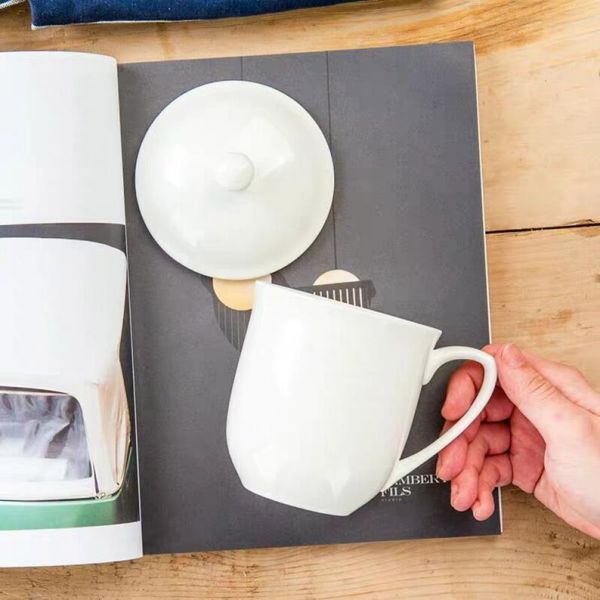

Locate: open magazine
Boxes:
[0,45,500,567]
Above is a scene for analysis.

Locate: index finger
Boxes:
[442,345,510,422]
[442,359,486,421]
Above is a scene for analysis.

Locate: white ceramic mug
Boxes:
[226,282,496,516]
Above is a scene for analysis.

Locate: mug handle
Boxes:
[381,346,497,491]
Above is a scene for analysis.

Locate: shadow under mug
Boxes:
[226,282,497,516]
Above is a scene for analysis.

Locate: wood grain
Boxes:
[1,0,599,230]
[488,226,600,389]
[1,1,599,597]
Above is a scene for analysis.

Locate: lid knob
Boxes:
[215,152,255,191]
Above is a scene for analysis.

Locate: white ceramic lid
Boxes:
[135,80,335,279]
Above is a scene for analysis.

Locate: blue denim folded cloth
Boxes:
[29,0,355,26]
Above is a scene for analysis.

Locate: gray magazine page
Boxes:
[118,42,501,555]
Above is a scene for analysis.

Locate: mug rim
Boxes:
[255,281,442,337]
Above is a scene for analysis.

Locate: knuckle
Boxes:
[525,372,557,401]
[564,365,585,383]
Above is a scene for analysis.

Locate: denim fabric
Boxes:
[30,0,356,26]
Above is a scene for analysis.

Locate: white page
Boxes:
[0,52,141,567]
[0,52,125,225]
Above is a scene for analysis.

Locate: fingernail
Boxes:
[501,343,525,368]
[472,500,484,521]
[451,483,460,507]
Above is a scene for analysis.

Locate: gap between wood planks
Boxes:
[486,220,600,236]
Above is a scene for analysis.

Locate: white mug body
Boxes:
[226,283,441,516]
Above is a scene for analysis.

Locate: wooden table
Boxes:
[1,1,599,597]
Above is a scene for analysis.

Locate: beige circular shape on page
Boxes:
[313,269,359,286]
[213,275,272,311]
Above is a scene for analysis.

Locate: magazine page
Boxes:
[118,43,500,555]
[0,52,142,567]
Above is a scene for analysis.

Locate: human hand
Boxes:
[436,343,600,539]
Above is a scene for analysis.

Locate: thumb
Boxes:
[497,344,583,441]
